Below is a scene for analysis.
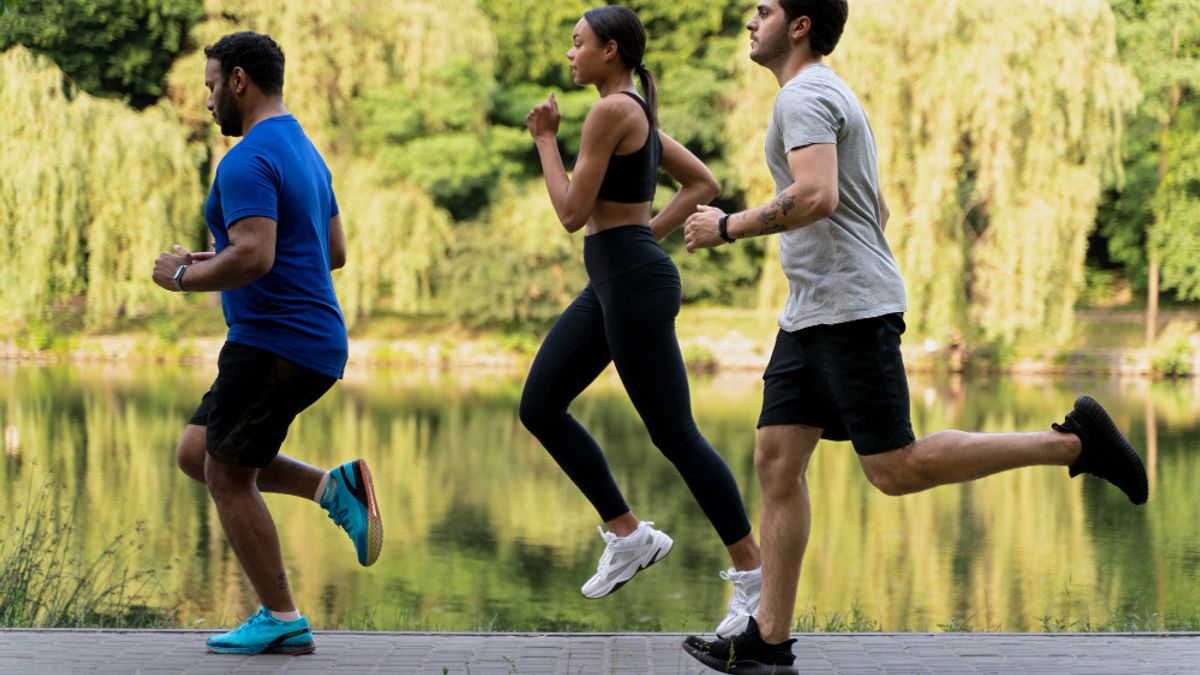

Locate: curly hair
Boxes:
[203,32,285,95]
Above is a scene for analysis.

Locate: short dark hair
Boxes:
[779,0,849,56]
[204,31,285,95]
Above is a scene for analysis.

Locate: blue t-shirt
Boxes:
[204,115,348,379]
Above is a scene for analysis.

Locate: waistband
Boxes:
[583,225,671,283]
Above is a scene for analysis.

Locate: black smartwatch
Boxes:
[718,214,736,244]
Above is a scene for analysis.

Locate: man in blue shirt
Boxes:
[152,31,381,655]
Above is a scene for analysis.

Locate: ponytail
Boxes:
[634,63,659,128]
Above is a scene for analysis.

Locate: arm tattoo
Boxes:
[756,193,795,236]
[777,192,796,216]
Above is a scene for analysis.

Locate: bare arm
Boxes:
[649,130,720,241]
[329,214,346,270]
[528,94,626,233]
[726,144,838,238]
[683,143,838,251]
[152,216,276,292]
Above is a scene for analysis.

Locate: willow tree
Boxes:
[0,47,204,331]
[166,0,492,323]
[724,0,1136,348]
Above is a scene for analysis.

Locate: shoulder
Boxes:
[776,71,847,114]
[586,93,642,124]
[217,141,277,182]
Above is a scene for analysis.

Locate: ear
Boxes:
[229,66,248,95]
[790,15,812,42]
[604,39,619,63]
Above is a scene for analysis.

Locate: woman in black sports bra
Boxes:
[521,5,762,636]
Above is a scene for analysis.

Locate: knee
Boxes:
[518,392,547,434]
[754,440,812,497]
[861,443,927,497]
[175,428,206,483]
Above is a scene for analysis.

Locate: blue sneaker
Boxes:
[206,607,315,655]
[320,459,383,566]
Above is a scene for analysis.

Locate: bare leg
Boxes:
[177,424,324,499]
[204,455,296,613]
[725,534,761,572]
[859,430,1081,496]
[604,511,640,537]
[753,424,822,644]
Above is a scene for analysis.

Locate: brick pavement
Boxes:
[1,630,1198,674]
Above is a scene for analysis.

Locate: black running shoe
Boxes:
[681,616,797,675]
[1053,395,1148,505]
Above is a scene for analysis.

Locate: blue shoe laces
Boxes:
[324,480,356,534]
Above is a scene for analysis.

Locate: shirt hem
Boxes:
[778,305,907,333]
[225,335,346,380]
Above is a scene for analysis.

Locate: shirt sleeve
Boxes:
[217,150,279,228]
[777,83,842,153]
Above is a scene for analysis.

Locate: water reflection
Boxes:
[1,364,1198,631]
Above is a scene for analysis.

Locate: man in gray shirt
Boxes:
[681,2,1148,673]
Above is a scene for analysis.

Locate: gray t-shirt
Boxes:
[765,63,906,331]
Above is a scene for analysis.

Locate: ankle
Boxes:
[313,471,330,502]
[755,615,790,644]
[1056,429,1083,465]
[269,608,301,622]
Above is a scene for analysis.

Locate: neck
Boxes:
[770,49,822,88]
[596,71,637,98]
[241,97,289,135]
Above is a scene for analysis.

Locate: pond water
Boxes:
[2,364,1198,631]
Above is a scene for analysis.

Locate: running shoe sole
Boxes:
[582,538,673,599]
[682,640,797,675]
[354,459,384,566]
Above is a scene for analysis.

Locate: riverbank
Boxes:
[4,307,1198,377]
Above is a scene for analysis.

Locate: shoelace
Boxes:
[593,521,655,573]
[720,569,756,615]
[324,484,355,532]
[230,608,272,636]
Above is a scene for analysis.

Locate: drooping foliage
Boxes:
[0,47,205,328]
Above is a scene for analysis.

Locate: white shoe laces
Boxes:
[593,522,653,575]
[720,568,756,616]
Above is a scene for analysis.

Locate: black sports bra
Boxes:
[596,91,662,204]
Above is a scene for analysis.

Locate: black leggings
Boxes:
[519,225,752,546]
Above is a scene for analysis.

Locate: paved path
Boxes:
[2,630,1199,674]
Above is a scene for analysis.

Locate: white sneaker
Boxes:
[714,567,762,637]
[580,521,673,599]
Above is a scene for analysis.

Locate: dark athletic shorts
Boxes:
[757,313,915,456]
[188,342,336,468]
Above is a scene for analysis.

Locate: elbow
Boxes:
[248,252,275,279]
[561,213,588,233]
[812,190,838,221]
[330,250,346,270]
[696,175,720,204]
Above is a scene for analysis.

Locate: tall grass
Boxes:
[0,479,176,628]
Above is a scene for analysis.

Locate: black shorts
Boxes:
[188,342,336,468]
[758,314,915,456]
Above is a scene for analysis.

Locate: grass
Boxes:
[0,478,176,628]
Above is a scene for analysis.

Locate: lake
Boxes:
[2,363,1197,632]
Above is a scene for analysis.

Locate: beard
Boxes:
[214,88,244,137]
[750,28,790,66]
